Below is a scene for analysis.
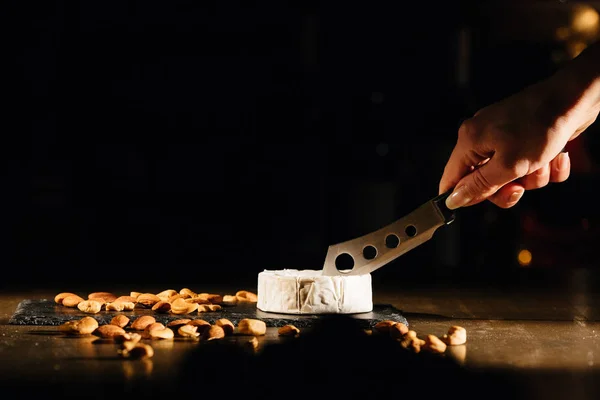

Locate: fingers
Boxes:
[439,145,473,195]
[550,152,570,183]
[439,120,488,194]
[517,163,550,190]
[454,153,570,210]
[487,182,526,209]
[445,155,524,210]
[514,152,569,191]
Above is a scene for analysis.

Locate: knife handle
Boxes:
[431,190,456,225]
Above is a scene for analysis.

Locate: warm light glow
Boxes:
[518,249,532,267]
[571,5,600,35]
[567,40,588,58]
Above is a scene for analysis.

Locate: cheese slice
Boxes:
[257,269,373,314]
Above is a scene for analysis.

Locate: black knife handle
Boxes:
[432,189,456,225]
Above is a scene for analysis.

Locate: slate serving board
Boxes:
[9,299,409,329]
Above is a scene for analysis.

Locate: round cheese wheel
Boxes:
[257,269,373,314]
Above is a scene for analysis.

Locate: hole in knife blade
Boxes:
[385,234,400,248]
[405,225,417,237]
[335,253,355,272]
[362,245,377,260]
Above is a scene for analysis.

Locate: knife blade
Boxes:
[321,190,456,276]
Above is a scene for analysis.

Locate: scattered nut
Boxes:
[167,319,192,329]
[145,322,166,333]
[110,315,130,328]
[120,343,154,359]
[105,302,125,312]
[77,300,103,314]
[128,332,143,343]
[195,293,211,302]
[130,292,142,299]
[152,301,172,313]
[136,293,161,308]
[204,294,223,304]
[187,319,211,334]
[178,324,200,338]
[113,296,138,303]
[215,319,235,335]
[196,305,210,313]
[77,316,100,334]
[130,315,156,331]
[168,294,184,302]
[389,322,409,339]
[120,340,138,352]
[114,332,142,345]
[237,319,266,336]
[59,316,99,335]
[404,330,418,339]
[235,291,258,303]
[184,297,210,304]
[107,301,135,311]
[190,293,220,303]
[156,289,178,301]
[179,288,197,299]
[423,334,447,354]
[62,294,85,308]
[278,325,300,337]
[93,324,126,339]
[149,327,175,340]
[400,335,426,353]
[202,325,225,341]
[373,320,398,335]
[170,298,198,314]
[88,292,117,302]
[197,304,221,313]
[442,326,467,346]
[187,319,210,325]
[59,320,81,334]
[222,295,238,306]
[246,336,259,351]
[55,292,77,305]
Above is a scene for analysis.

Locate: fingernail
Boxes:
[445,186,473,210]
[508,190,524,204]
[559,152,570,170]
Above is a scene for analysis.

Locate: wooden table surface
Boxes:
[3,269,600,400]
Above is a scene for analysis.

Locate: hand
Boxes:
[439,69,600,210]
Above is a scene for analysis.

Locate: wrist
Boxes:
[551,43,600,110]
[540,45,600,129]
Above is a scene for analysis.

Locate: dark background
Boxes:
[5,0,600,289]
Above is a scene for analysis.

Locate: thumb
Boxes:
[445,156,522,210]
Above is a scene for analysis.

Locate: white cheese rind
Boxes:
[257,269,373,314]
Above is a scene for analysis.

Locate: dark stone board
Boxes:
[9,299,409,329]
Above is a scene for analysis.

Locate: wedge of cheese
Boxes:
[257,269,373,314]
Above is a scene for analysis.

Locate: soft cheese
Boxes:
[257,269,373,314]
